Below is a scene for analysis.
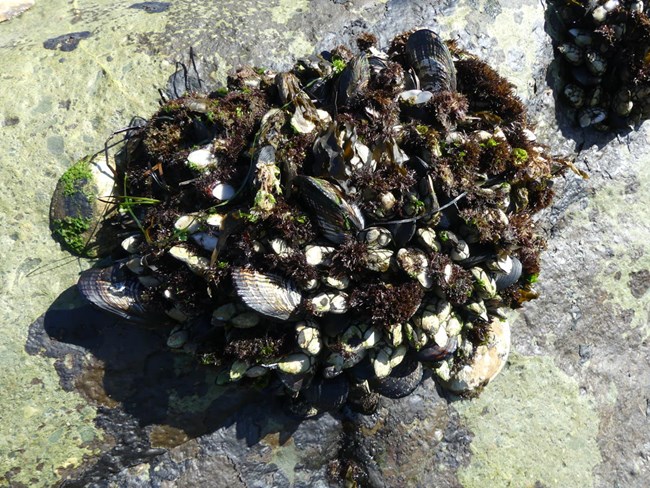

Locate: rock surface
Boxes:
[0,0,34,23]
[1,0,649,487]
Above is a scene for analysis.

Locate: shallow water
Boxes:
[0,1,171,483]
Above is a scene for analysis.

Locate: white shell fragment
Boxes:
[205,213,225,229]
[121,235,141,254]
[174,215,201,233]
[398,89,434,105]
[322,275,349,290]
[270,238,292,257]
[187,148,216,170]
[191,232,218,252]
[169,246,210,275]
[304,245,334,266]
[212,182,236,201]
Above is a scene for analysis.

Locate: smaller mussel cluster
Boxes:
[549,0,650,129]
[68,29,566,416]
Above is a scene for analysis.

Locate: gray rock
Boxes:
[0,0,34,22]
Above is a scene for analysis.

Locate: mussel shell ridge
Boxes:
[77,262,157,324]
[370,357,424,399]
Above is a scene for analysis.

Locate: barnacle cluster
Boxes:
[548,0,650,129]
[68,29,568,415]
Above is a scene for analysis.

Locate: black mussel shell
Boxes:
[347,355,375,382]
[301,375,350,411]
[278,371,312,394]
[336,53,370,106]
[385,220,417,248]
[295,176,365,244]
[416,336,458,362]
[495,256,523,290]
[369,356,423,399]
[406,29,457,93]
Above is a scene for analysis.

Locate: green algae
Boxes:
[589,158,650,337]
[457,353,601,488]
[60,156,93,197]
[51,216,92,255]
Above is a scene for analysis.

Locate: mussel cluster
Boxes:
[69,29,567,415]
[549,0,650,129]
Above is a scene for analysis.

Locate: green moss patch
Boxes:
[60,156,94,197]
[51,217,92,255]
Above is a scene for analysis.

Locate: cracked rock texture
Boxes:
[0,0,648,486]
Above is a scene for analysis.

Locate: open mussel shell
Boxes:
[77,261,162,324]
[406,29,457,93]
[232,268,303,321]
[369,356,423,399]
[494,256,523,290]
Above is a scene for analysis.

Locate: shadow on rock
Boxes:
[25,286,304,485]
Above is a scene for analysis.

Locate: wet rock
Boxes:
[0,0,34,22]
[129,2,170,13]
